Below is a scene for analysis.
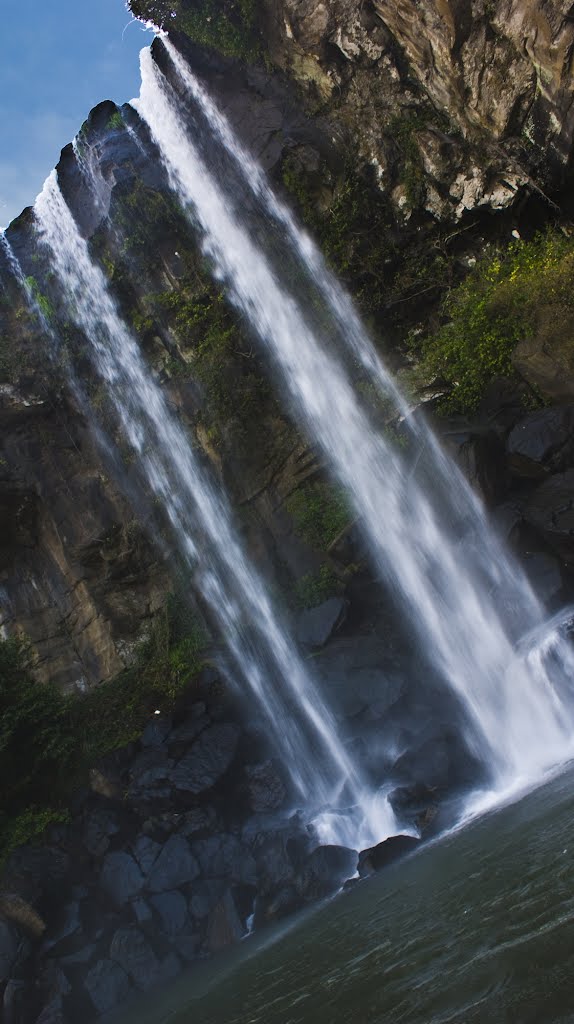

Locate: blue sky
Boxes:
[0,0,154,227]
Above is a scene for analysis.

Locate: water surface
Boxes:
[119,767,574,1024]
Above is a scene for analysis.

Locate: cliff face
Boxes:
[3,0,574,693]
[261,0,574,216]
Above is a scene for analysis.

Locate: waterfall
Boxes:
[133,41,574,793]
[31,171,396,850]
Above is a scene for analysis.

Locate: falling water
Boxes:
[32,171,396,850]
[133,42,574,792]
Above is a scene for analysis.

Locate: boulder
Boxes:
[83,806,120,857]
[188,879,227,920]
[131,835,162,877]
[296,597,347,648]
[110,926,160,991]
[245,761,287,812]
[141,714,172,747]
[170,723,240,794]
[190,834,257,886]
[524,469,574,562]
[84,958,131,1015]
[34,999,66,1024]
[100,851,145,905]
[295,845,358,902]
[0,919,19,982]
[506,406,574,477]
[42,901,81,953]
[147,836,200,893]
[3,978,25,1024]
[358,834,420,876]
[206,891,244,953]
[523,551,563,605]
[150,891,188,936]
[0,893,46,937]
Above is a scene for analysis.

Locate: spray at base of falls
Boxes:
[30,172,395,852]
[133,41,574,799]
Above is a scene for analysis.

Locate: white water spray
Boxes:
[133,43,574,792]
[32,172,396,850]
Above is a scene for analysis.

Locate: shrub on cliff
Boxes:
[0,637,74,813]
[422,231,574,411]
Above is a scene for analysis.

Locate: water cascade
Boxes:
[32,172,396,850]
[133,41,574,794]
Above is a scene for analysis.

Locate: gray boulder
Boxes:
[245,761,287,812]
[85,958,131,1015]
[507,405,574,477]
[206,891,244,953]
[150,891,188,936]
[296,597,347,648]
[141,714,172,747]
[190,834,257,886]
[188,879,226,920]
[358,834,420,877]
[296,845,358,902]
[0,919,18,982]
[524,469,574,562]
[170,724,240,794]
[131,835,161,877]
[110,926,160,991]
[147,835,200,893]
[100,851,145,905]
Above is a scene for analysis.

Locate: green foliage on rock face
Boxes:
[281,159,394,316]
[72,594,208,762]
[286,481,350,551]
[129,0,261,61]
[293,564,342,609]
[106,110,124,131]
[0,637,75,816]
[0,595,208,861]
[420,231,574,411]
[24,276,54,322]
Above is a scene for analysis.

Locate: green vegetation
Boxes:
[420,231,574,411]
[24,276,55,322]
[286,481,350,551]
[106,110,124,132]
[0,596,208,862]
[293,564,343,609]
[281,160,395,316]
[129,0,261,61]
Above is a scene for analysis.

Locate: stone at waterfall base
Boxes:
[358,835,420,877]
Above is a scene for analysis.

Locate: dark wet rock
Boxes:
[3,979,25,1024]
[507,406,574,477]
[42,901,82,953]
[2,846,70,905]
[170,723,240,793]
[206,890,244,952]
[150,891,188,936]
[141,714,173,747]
[100,851,145,905]
[168,712,210,747]
[147,835,200,893]
[296,597,347,648]
[131,835,162,877]
[256,884,299,923]
[245,760,287,812]
[131,898,153,924]
[177,933,201,961]
[60,943,97,966]
[315,636,404,722]
[83,806,120,858]
[524,469,574,562]
[523,551,563,604]
[251,832,295,893]
[85,958,131,1015]
[358,834,420,876]
[34,999,66,1024]
[129,748,173,781]
[110,926,161,990]
[296,844,358,902]
[191,834,257,886]
[0,919,19,982]
[158,952,182,982]
[188,879,227,920]
[179,806,218,837]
